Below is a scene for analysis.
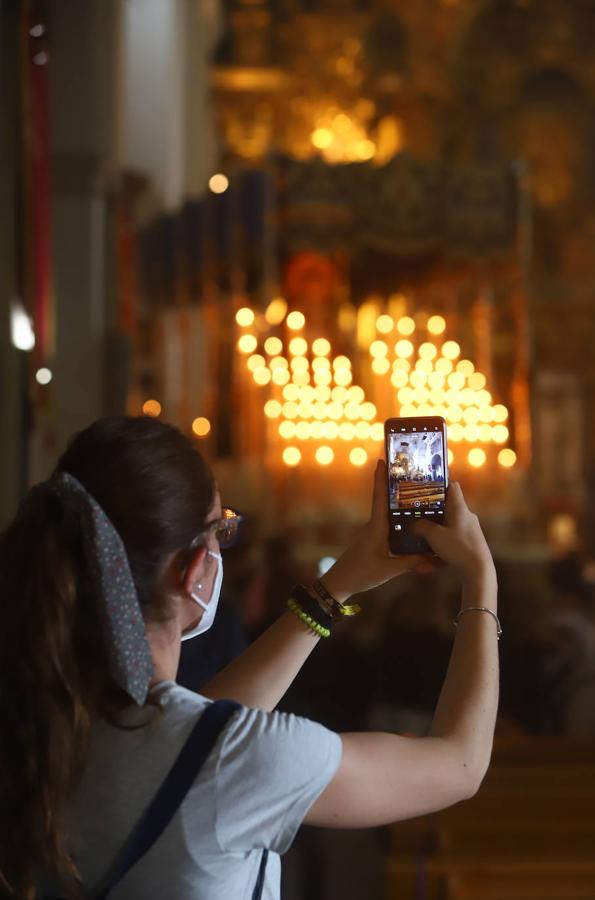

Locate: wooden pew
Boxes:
[386,736,595,900]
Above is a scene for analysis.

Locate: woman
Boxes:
[0,416,498,899]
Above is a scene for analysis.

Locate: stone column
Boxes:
[29,0,121,477]
[0,0,28,523]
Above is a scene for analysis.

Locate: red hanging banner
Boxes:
[22,2,54,364]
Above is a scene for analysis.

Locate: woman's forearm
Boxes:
[199,610,321,711]
[429,567,499,785]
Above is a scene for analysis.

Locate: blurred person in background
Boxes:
[546,552,595,735]
[496,554,595,736]
[0,416,499,900]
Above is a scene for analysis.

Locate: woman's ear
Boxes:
[180,545,208,596]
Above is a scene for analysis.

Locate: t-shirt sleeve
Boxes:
[214,707,342,854]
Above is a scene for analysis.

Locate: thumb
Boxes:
[410,518,435,537]
[445,480,466,520]
[410,517,448,555]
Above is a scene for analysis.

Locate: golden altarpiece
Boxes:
[128,0,595,551]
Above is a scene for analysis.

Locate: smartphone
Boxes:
[385,416,449,555]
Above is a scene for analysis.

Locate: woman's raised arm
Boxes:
[200,461,430,710]
[305,482,499,826]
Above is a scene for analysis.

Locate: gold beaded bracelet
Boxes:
[287,597,331,639]
[311,578,362,618]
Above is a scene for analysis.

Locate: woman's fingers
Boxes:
[372,461,445,572]
[410,517,449,557]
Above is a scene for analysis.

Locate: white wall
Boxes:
[119,0,221,209]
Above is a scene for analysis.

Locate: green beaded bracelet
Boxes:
[287,597,331,638]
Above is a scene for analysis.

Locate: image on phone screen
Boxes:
[387,428,447,517]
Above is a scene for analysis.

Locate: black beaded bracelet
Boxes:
[290,584,335,631]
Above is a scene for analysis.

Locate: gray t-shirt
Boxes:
[62,681,342,899]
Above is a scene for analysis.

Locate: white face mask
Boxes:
[182,550,223,641]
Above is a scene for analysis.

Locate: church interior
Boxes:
[388,430,446,510]
[2,1,595,897]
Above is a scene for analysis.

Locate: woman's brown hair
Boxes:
[0,416,215,899]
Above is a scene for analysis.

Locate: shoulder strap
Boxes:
[92,698,241,900]
[252,848,269,900]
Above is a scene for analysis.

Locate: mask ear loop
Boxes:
[190,591,209,611]
[189,549,219,607]
[185,536,207,606]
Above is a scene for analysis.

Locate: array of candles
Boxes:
[235,301,517,470]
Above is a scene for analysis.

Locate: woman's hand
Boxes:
[411,480,496,595]
[322,459,437,603]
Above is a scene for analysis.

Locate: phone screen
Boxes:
[386,419,447,533]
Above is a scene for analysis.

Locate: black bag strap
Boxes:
[252,848,269,900]
[92,698,242,900]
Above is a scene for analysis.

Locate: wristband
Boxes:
[291,585,334,630]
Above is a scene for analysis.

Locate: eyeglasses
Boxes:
[191,507,244,551]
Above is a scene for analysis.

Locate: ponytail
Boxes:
[0,415,216,898]
[0,487,113,899]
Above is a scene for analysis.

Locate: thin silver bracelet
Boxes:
[453,607,502,640]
